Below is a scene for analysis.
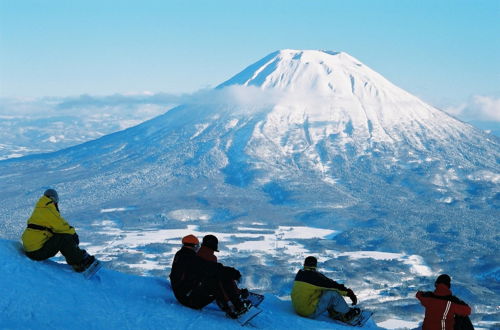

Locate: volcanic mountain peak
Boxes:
[214,50,475,154]
[218,49,408,100]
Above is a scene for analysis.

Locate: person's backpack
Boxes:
[454,315,474,330]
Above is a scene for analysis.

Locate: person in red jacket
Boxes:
[416,274,472,330]
[197,235,250,317]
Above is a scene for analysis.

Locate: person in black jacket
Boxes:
[169,234,249,318]
[291,256,360,322]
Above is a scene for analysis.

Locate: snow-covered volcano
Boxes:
[0,51,498,321]
[216,50,498,180]
[219,50,496,161]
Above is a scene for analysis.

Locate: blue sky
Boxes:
[0,0,499,119]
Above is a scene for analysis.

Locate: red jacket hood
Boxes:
[197,245,217,262]
[434,283,452,296]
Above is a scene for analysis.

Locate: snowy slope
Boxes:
[0,239,381,329]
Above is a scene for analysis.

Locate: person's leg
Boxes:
[26,233,87,266]
[187,290,215,309]
[187,278,217,309]
[219,279,244,308]
[311,290,350,318]
[25,234,62,261]
[216,278,252,318]
[55,234,87,265]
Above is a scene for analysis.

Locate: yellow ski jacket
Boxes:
[21,195,76,252]
[291,267,349,317]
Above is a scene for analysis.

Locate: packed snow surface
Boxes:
[1,239,383,329]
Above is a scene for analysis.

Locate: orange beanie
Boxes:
[182,234,199,245]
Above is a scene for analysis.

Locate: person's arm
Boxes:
[316,273,357,304]
[47,206,76,234]
[416,291,432,307]
[222,266,241,281]
[196,257,224,278]
[317,272,348,292]
[452,301,472,316]
[50,214,76,234]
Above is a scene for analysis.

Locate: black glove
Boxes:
[224,267,241,281]
[73,233,80,245]
[346,288,357,305]
[240,288,249,299]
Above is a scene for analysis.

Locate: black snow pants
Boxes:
[179,276,241,311]
[25,233,87,266]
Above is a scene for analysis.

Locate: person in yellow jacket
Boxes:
[291,256,360,323]
[21,189,95,272]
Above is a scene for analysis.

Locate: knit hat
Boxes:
[304,256,317,268]
[181,234,199,247]
[202,234,219,252]
[44,189,59,203]
[435,274,451,288]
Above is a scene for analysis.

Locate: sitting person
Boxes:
[21,189,95,272]
[197,235,250,314]
[291,256,359,322]
[416,274,472,330]
[169,234,250,318]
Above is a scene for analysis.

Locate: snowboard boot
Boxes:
[327,307,341,320]
[225,299,252,319]
[239,288,249,299]
[72,253,96,273]
[237,288,252,308]
[338,307,361,323]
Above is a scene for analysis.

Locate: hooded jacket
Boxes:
[416,283,472,330]
[197,245,217,262]
[197,245,241,282]
[291,267,349,317]
[21,196,76,252]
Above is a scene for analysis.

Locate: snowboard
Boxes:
[236,305,262,326]
[210,291,264,325]
[330,310,373,327]
[82,259,102,280]
[235,291,264,326]
[246,291,264,307]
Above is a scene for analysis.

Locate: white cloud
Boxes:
[444,95,500,122]
[183,85,337,115]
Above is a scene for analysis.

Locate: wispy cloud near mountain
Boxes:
[445,95,500,122]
